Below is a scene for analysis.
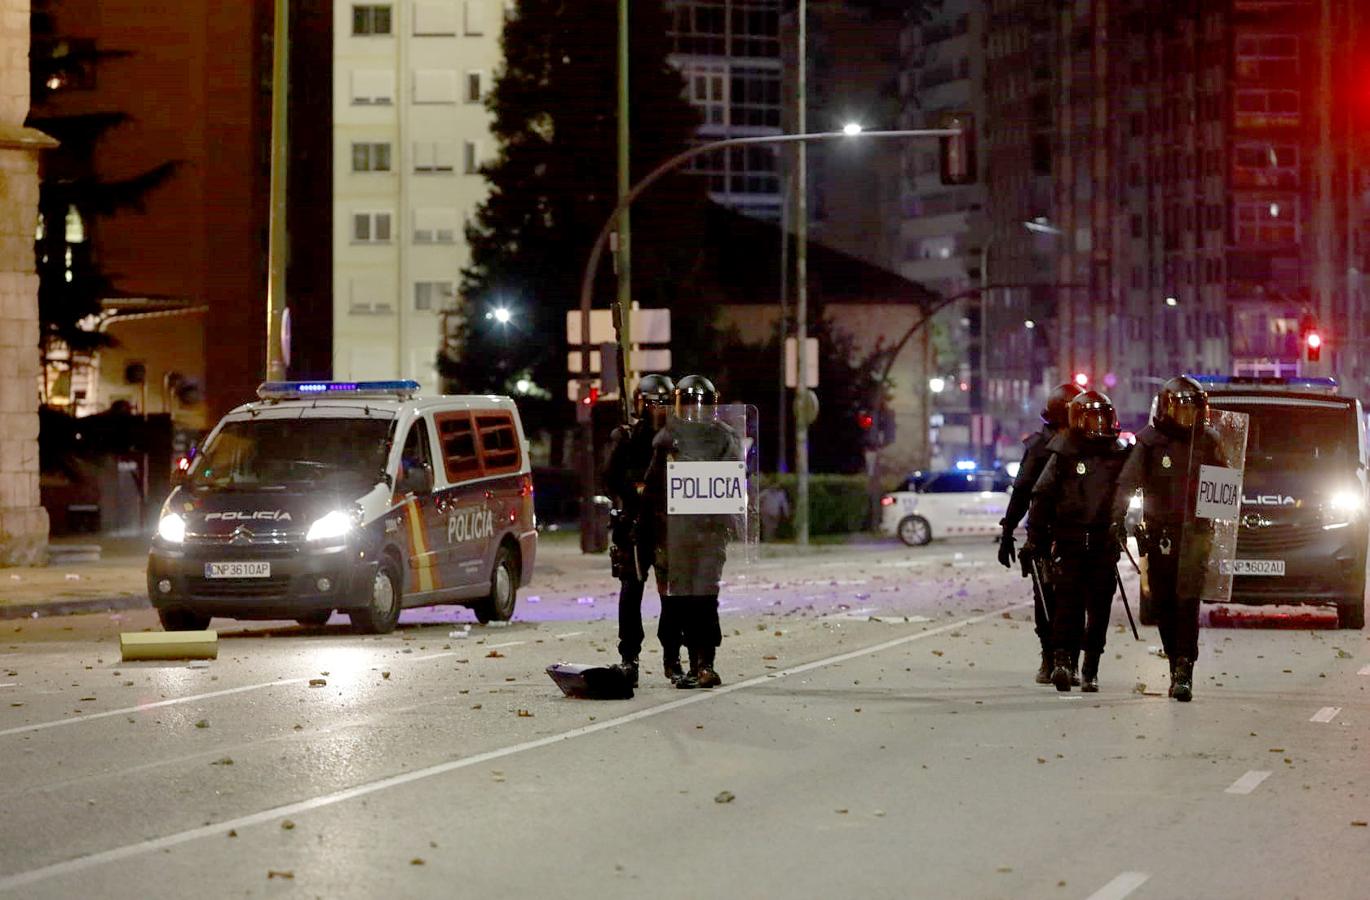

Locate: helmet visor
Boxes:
[1071,404,1117,438]
[1166,395,1201,429]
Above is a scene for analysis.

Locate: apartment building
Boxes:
[333,0,501,391]
[666,0,784,220]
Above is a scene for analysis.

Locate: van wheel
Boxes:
[158,607,211,631]
[1338,599,1365,630]
[897,515,931,547]
[474,546,518,624]
[351,559,402,634]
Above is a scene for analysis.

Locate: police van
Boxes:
[147,381,537,633]
[1143,376,1367,629]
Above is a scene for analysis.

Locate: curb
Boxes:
[0,594,150,621]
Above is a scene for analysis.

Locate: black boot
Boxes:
[1080,652,1100,693]
[662,649,684,685]
[1070,649,1081,686]
[1167,656,1176,698]
[1035,648,1053,685]
[1051,650,1072,692]
[1171,657,1193,703]
[694,646,722,689]
[615,658,639,689]
[676,649,702,690]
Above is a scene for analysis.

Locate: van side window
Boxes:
[435,412,481,482]
[475,412,520,474]
[400,418,434,490]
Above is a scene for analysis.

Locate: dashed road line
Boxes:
[0,600,1029,893]
[554,631,584,640]
[1357,664,1370,676]
[486,640,526,649]
[1224,770,1272,795]
[1310,706,1341,723]
[1085,872,1150,900]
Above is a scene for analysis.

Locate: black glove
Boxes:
[1018,541,1035,579]
[996,531,1016,569]
[1109,519,1128,551]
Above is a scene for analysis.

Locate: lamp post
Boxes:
[575,127,961,549]
[264,0,289,381]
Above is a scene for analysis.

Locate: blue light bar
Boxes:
[1186,374,1339,392]
[256,380,422,400]
[954,459,978,471]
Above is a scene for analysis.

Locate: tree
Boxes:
[448,0,707,435]
[28,13,179,373]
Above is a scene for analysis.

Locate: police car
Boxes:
[147,381,537,633]
[879,465,1015,546]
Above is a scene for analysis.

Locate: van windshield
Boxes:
[1212,401,1355,469]
[188,417,394,490]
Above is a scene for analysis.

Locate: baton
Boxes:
[1119,538,1142,575]
[1027,556,1050,626]
[1114,567,1142,642]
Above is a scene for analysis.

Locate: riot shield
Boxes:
[1180,408,1249,603]
[650,404,759,597]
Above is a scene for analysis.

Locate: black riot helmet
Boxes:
[1041,382,1085,429]
[633,373,675,418]
[1068,390,1120,441]
[673,374,719,420]
[1154,375,1208,437]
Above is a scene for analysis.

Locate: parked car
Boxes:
[880,468,1013,546]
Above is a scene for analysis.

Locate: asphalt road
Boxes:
[1,538,1366,898]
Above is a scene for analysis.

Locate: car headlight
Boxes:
[157,513,186,543]
[1329,490,1363,513]
[306,510,355,542]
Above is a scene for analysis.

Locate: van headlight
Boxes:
[1329,490,1363,513]
[306,510,356,542]
[157,513,186,543]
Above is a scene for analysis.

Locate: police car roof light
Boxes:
[256,380,422,401]
[954,459,978,471]
[1184,374,1339,393]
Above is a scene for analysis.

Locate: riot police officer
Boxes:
[603,374,676,686]
[642,374,741,690]
[1027,391,1132,692]
[998,382,1083,683]
[1111,376,1225,702]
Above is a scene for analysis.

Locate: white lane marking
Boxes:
[0,683,16,688]
[1085,871,1150,900]
[821,607,876,620]
[1310,706,1342,723]
[486,640,526,650]
[554,631,584,640]
[0,601,1029,892]
[1358,664,1370,676]
[0,650,470,739]
[1224,770,1272,795]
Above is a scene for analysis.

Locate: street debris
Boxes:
[281,819,296,830]
[516,709,533,717]
[486,650,505,658]
[194,719,209,729]
[266,870,293,880]
[212,757,234,766]
[714,791,735,804]
[308,678,327,687]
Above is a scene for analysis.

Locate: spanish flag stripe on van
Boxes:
[405,498,439,592]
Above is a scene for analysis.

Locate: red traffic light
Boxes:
[1073,372,1089,387]
[857,411,874,430]
[581,386,600,405]
[1306,332,1322,349]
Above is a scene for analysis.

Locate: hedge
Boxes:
[756,473,872,537]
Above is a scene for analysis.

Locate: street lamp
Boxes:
[842,122,863,136]
[490,306,512,325]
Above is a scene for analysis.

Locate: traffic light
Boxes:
[938,112,976,185]
[1073,371,1089,388]
[856,409,877,449]
[1306,331,1322,363]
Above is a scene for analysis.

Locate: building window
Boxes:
[730,65,781,128]
[414,141,456,173]
[414,1,458,35]
[415,280,456,312]
[352,4,392,36]
[1235,33,1298,80]
[352,211,393,243]
[463,141,480,174]
[1233,88,1299,128]
[349,278,394,315]
[351,142,392,172]
[413,208,458,244]
[465,70,485,104]
[414,70,458,104]
[687,64,727,127]
[464,0,487,36]
[350,70,395,105]
[1234,198,1298,246]
[1233,142,1298,189]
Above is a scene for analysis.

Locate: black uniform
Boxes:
[603,419,661,665]
[1111,424,1226,665]
[1029,433,1132,671]
[642,416,742,674]
[1002,426,1060,655]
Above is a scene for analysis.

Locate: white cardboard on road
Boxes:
[667,461,748,515]
[1195,464,1242,520]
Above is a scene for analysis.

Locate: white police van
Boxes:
[148,381,537,633]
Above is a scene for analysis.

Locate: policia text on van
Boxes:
[147,381,537,633]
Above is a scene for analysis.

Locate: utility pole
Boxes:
[265,0,289,381]
[1315,0,1335,374]
[778,174,790,474]
[616,0,632,382]
[794,0,809,545]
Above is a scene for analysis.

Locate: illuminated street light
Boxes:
[929,377,946,394]
[842,122,863,136]
[1024,319,1035,329]
[1165,296,1178,307]
[490,306,512,324]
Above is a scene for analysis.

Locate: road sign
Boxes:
[785,337,819,388]
[566,308,670,345]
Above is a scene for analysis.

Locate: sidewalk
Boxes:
[0,530,890,620]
